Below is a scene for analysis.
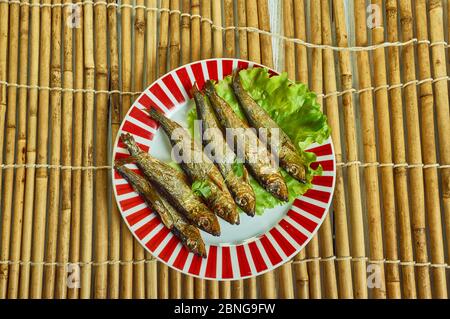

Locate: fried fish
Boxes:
[120,133,221,236]
[115,163,207,257]
[192,85,256,216]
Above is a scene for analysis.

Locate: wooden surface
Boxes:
[0,0,450,299]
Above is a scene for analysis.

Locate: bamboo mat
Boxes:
[0,0,450,299]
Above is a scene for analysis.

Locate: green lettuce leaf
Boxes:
[187,68,330,215]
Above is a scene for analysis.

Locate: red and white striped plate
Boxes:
[112,58,336,281]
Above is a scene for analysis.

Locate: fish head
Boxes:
[213,200,240,225]
[183,226,207,258]
[236,191,256,217]
[266,175,289,202]
[193,207,221,236]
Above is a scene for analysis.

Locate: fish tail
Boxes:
[203,80,216,96]
[120,133,141,157]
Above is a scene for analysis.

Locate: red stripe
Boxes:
[307,143,332,156]
[248,242,267,272]
[259,236,282,266]
[287,209,317,233]
[135,216,161,240]
[269,228,296,257]
[206,60,218,81]
[205,246,217,278]
[149,83,175,110]
[236,245,251,277]
[120,196,145,212]
[190,62,206,89]
[176,67,194,98]
[312,175,333,187]
[279,219,307,245]
[116,183,134,195]
[295,199,325,219]
[173,246,190,270]
[138,93,164,112]
[303,189,331,203]
[129,107,158,130]
[126,208,153,226]
[221,247,233,279]
[311,159,334,171]
[188,254,203,275]
[145,226,170,251]
[122,120,154,140]
[115,152,131,160]
[237,61,249,70]
[161,75,185,103]
[222,59,233,77]
[158,235,179,262]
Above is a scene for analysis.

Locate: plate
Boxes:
[112,58,336,281]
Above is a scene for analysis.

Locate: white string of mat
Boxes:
[1,163,450,170]
[1,258,448,268]
[1,0,450,52]
[2,76,450,99]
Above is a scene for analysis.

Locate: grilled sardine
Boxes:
[147,108,240,225]
[192,85,256,216]
[120,133,220,236]
[115,163,207,257]
[203,80,289,202]
[232,72,307,182]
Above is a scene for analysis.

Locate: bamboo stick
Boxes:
[237,0,248,60]
[332,0,367,299]
[231,280,244,299]
[131,0,146,300]
[93,0,109,299]
[370,0,400,299]
[29,0,51,298]
[18,0,39,297]
[43,0,62,299]
[195,279,205,298]
[68,1,84,300]
[191,0,200,61]
[7,0,29,299]
[80,0,95,299]
[145,0,158,299]
[159,0,169,76]
[245,0,260,63]
[181,0,190,65]
[384,0,416,299]
[108,0,121,299]
[224,0,235,58]
[220,282,231,299]
[55,0,74,299]
[120,0,134,299]
[0,0,19,298]
[207,281,219,299]
[0,0,9,220]
[306,0,323,299]
[354,0,386,299]
[200,0,212,60]
[168,0,182,300]
[293,0,307,84]
[415,0,447,299]
[428,0,450,279]
[398,0,431,299]
[321,0,352,299]
[257,0,272,67]
[212,0,223,58]
[245,278,257,298]
[292,0,309,299]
